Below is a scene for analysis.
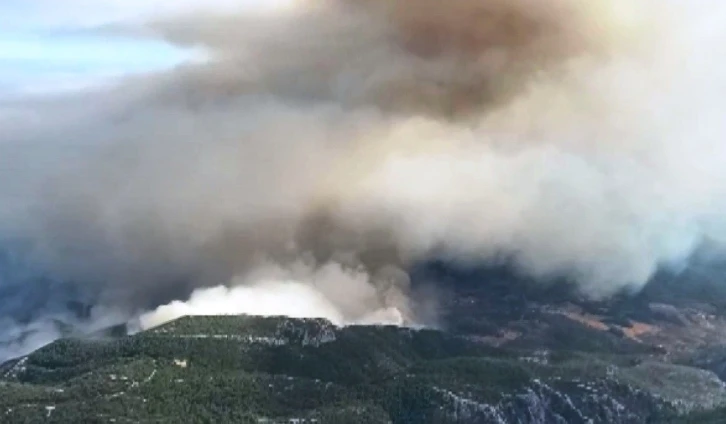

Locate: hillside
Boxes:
[2,312,726,423]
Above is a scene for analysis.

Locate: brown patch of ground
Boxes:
[562,311,609,331]
[622,322,658,341]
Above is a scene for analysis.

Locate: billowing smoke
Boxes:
[136,261,409,330]
[2,0,726,361]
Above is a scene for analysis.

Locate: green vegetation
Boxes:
[0,315,723,423]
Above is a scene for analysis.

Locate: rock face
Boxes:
[0,314,724,423]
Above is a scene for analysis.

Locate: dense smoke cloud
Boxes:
[2,0,726,360]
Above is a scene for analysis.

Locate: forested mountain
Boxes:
[0,311,725,423]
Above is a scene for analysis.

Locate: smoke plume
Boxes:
[2,0,726,360]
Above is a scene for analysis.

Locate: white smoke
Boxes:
[2,0,726,356]
[137,261,407,330]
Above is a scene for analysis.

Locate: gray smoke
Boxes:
[2,0,726,360]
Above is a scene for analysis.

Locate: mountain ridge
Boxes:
[2,313,726,423]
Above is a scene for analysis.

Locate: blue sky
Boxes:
[0,1,196,98]
[0,32,191,96]
[0,0,289,98]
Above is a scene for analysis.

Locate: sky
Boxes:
[0,0,238,98]
[0,32,192,97]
